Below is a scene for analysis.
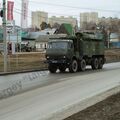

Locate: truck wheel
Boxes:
[59,66,66,72]
[79,59,86,71]
[48,64,57,73]
[69,59,78,73]
[98,58,103,69]
[91,58,98,70]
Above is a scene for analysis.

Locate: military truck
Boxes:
[45,31,105,73]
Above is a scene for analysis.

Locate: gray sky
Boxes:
[0,0,120,26]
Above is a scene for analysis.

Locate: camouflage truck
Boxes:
[45,31,105,73]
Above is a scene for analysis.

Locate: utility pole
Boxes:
[3,0,7,72]
[107,30,111,49]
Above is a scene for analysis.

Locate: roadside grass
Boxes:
[0,52,47,72]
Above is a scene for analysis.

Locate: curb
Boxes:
[0,68,48,76]
[44,85,120,120]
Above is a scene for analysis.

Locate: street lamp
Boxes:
[107,30,111,49]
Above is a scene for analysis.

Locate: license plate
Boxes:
[52,60,58,63]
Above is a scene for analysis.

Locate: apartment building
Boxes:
[80,12,98,29]
[49,16,77,27]
[32,11,48,29]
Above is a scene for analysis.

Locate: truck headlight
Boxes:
[47,56,49,59]
[63,56,66,58]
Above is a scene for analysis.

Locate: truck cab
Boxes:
[46,39,76,73]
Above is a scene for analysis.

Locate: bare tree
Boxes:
[86,22,97,30]
[47,23,52,29]
[40,22,48,30]
[52,23,61,29]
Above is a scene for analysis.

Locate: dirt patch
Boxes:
[0,52,47,72]
[105,49,120,63]
[64,92,120,120]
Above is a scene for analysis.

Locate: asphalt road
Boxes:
[0,62,120,99]
[0,62,120,120]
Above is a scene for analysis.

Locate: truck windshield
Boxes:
[48,42,68,49]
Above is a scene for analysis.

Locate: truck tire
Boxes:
[91,58,99,70]
[69,59,78,73]
[79,59,86,71]
[59,66,66,72]
[98,58,103,69]
[48,64,57,73]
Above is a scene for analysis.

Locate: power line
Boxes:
[14,7,79,20]
[14,5,79,18]
[14,9,80,24]
[29,0,120,13]
[13,1,120,20]
[12,1,120,27]
[14,9,31,19]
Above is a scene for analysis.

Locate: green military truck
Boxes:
[45,30,105,73]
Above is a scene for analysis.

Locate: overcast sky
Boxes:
[0,0,120,27]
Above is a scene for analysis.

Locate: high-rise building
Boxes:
[21,0,29,28]
[80,12,98,29]
[49,16,77,28]
[32,11,48,29]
